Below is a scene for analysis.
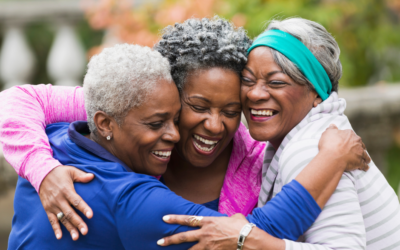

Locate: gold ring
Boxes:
[188,216,203,227]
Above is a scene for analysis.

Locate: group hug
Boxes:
[1,16,400,250]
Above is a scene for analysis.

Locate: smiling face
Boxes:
[175,67,242,167]
[107,79,181,175]
[241,47,320,148]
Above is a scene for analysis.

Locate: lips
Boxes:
[151,150,172,162]
[249,108,278,122]
[192,134,221,155]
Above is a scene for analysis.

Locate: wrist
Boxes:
[243,227,285,250]
[318,148,347,171]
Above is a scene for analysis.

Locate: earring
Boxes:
[106,135,111,141]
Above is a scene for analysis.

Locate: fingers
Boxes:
[163,215,206,227]
[67,191,93,219]
[157,230,200,246]
[71,168,94,183]
[58,200,88,238]
[47,212,62,240]
[327,124,338,130]
[58,209,80,241]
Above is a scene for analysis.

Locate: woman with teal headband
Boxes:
[160,18,400,250]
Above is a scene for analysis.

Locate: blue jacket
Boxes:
[8,122,320,249]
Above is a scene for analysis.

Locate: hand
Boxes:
[39,165,94,241]
[319,124,371,172]
[157,214,248,250]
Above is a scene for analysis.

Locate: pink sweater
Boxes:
[0,84,265,216]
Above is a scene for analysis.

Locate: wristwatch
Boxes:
[237,223,256,250]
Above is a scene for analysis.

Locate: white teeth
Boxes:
[194,141,216,152]
[194,135,218,145]
[152,151,171,158]
[251,109,275,117]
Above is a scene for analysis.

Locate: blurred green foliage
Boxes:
[219,0,400,88]
[386,143,400,194]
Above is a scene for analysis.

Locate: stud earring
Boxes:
[106,136,111,141]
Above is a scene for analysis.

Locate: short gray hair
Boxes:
[264,18,342,93]
[84,43,173,133]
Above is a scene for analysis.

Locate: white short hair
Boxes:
[83,43,173,132]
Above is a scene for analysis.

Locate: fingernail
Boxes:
[163,215,170,222]
[157,239,165,245]
[81,227,87,234]
[86,211,91,218]
[72,232,78,239]
[56,234,61,239]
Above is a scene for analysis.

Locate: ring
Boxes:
[57,212,65,221]
[188,216,203,227]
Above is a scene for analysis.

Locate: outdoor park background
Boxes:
[0,0,400,249]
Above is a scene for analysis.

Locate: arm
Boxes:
[0,84,91,240]
[278,139,366,248]
[115,181,226,250]
[0,84,86,191]
[158,126,369,249]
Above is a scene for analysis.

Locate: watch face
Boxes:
[242,225,252,235]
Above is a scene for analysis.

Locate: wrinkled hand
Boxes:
[39,165,94,241]
[157,214,248,250]
[319,124,371,172]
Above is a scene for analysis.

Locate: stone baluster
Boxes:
[0,25,35,89]
[47,23,86,86]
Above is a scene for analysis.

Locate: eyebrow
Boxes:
[243,67,284,77]
[188,96,210,103]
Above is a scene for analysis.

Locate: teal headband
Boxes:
[247,29,332,100]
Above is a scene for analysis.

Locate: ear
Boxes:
[313,96,323,107]
[93,111,116,139]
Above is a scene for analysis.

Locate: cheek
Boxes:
[178,108,203,136]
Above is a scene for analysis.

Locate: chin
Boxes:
[248,127,273,142]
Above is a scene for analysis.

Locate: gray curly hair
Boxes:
[84,43,173,133]
[154,16,252,91]
[265,18,342,93]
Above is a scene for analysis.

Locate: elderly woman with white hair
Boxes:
[158,18,400,250]
[5,43,368,249]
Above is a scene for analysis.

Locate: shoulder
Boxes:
[45,122,71,144]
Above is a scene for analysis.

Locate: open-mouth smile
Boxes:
[192,134,221,155]
[249,108,279,122]
[151,150,172,162]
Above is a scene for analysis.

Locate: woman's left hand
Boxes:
[157,213,248,250]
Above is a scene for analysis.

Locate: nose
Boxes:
[203,113,224,135]
[246,81,270,103]
[164,122,180,144]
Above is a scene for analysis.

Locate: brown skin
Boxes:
[241,47,322,148]
[39,56,369,245]
[157,48,371,249]
[163,67,242,204]
[43,79,181,240]
[92,79,181,176]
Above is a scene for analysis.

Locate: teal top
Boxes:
[248,29,332,100]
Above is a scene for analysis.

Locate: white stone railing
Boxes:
[0,0,86,88]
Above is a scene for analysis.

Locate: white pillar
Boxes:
[0,26,35,89]
[47,24,86,86]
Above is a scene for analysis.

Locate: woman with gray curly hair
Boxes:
[1,17,369,249]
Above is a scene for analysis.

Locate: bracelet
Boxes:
[237,223,256,250]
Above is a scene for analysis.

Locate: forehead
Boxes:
[246,47,281,72]
[184,68,241,100]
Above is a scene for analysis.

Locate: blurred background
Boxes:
[0,0,400,248]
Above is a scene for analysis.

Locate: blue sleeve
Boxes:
[246,180,321,240]
[114,180,226,250]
